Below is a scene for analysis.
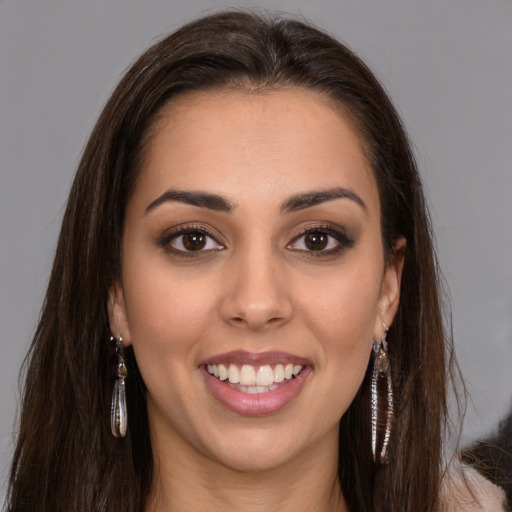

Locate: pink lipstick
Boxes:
[199,351,312,416]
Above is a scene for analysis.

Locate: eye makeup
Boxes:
[287,222,355,257]
[155,218,355,261]
[156,223,225,258]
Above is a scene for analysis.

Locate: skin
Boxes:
[109,87,404,511]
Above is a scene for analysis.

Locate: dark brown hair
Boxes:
[7,10,458,511]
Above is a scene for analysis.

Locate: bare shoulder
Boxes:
[442,463,507,512]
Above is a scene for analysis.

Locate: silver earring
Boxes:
[371,322,393,465]
[111,336,128,438]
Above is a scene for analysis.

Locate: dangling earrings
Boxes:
[111,335,128,438]
[371,321,393,466]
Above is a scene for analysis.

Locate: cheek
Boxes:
[120,262,220,422]
[304,263,381,338]
[297,257,382,390]
[312,284,378,417]
[121,254,218,360]
[319,297,376,380]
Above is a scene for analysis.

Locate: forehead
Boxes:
[134,87,379,215]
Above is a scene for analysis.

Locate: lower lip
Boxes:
[201,366,312,416]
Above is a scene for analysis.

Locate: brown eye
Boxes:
[287,225,352,255]
[304,232,328,251]
[163,228,224,254]
[182,232,207,251]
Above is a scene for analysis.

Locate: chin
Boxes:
[210,445,298,474]
[198,424,314,474]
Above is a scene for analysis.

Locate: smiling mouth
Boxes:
[205,363,305,393]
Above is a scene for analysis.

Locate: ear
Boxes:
[107,281,132,346]
[373,237,406,340]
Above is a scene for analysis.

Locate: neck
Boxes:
[145,427,348,512]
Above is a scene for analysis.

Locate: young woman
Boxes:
[6,10,506,512]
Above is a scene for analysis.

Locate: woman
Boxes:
[6,10,506,512]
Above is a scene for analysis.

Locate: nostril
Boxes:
[268,317,287,327]
[227,315,288,329]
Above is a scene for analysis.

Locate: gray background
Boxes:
[1,0,511,494]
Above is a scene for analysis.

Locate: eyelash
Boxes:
[157,224,224,258]
[156,222,353,258]
[288,223,354,256]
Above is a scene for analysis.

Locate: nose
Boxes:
[220,246,293,331]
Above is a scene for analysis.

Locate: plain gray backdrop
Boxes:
[1,0,511,494]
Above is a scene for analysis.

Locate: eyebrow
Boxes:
[145,189,233,214]
[280,187,367,214]
[145,186,367,215]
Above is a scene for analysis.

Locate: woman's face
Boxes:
[110,88,403,473]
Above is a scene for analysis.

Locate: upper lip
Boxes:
[198,350,312,367]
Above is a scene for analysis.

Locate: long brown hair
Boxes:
[7,10,458,511]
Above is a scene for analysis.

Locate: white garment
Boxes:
[443,464,507,512]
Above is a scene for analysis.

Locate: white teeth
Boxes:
[227,365,240,383]
[206,362,304,389]
[238,385,274,394]
[274,364,284,382]
[240,365,256,385]
[218,363,228,381]
[256,365,274,386]
[249,386,268,394]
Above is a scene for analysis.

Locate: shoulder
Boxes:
[442,463,507,512]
